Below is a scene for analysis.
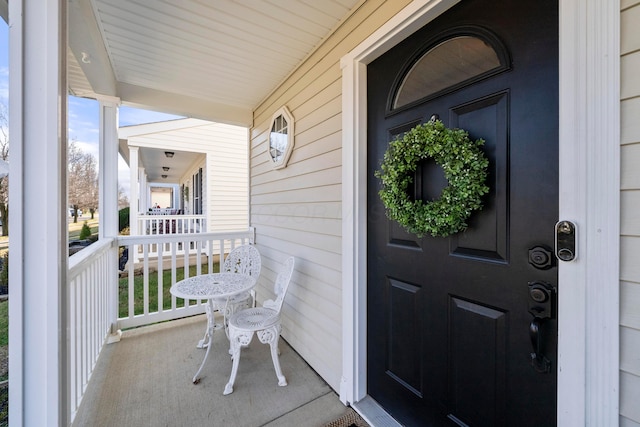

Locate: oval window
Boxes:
[393,33,508,109]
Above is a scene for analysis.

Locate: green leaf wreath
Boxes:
[375,120,490,237]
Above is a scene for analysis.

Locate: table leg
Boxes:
[192,299,216,384]
[223,298,231,339]
[197,303,215,349]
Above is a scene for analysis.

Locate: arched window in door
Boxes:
[393,27,510,110]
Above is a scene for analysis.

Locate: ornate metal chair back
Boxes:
[262,256,295,314]
[223,245,262,278]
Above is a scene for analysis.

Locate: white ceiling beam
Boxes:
[68,0,117,96]
[117,82,253,128]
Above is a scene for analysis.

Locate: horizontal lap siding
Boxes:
[134,122,249,231]
[621,1,640,423]
[250,0,413,390]
[207,125,249,231]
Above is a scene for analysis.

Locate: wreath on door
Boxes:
[375,120,490,237]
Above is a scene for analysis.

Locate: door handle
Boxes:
[529,317,551,373]
[528,282,555,373]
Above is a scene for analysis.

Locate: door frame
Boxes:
[339,0,620,425]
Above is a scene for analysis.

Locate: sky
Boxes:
[0,20,181,197]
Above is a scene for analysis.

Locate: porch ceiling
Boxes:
[118,119,205,183]
[128,145,202,184]
[68,0,363,127]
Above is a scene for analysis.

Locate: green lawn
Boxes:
[119,263,219,318]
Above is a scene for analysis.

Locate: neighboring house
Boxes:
[6,0,639,426]
[118,118,249,234]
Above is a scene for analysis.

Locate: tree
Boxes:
[68,139,99,223]
[0,102,9,237]
[118,184,129,210]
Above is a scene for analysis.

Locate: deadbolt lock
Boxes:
[529,246,553,270]
[528,281,556,320]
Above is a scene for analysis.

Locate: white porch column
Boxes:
[98,97,121,338]
[129,146,140,236]
[139,167,149,212]
[129,148,140,263]
[8,0,68,425]
[98,97,120,239]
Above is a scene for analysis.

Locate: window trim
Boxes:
[388,26,511,115]
[268,106,295,169]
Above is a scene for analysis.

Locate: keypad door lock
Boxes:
[555,220,577,262]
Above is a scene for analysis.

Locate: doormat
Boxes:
[324,408,369,427]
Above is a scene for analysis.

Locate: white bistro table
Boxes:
[170,272,256,384]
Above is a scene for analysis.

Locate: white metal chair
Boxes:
[197,244,261,349]
[223,256,295,395]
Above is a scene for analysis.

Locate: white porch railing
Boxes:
[66,228,255,423]
[138,214,206,236]
[116,230,254,329]
[68,237,117,422]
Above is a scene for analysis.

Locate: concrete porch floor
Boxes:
[73,314,353,427]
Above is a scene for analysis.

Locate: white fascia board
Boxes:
[118,118,211,139]
[118,82,253,128]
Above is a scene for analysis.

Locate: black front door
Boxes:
[367,1,558,426]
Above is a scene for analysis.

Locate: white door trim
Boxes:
[340,0,620,424]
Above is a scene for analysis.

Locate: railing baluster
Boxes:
[81,269,87,393]
[171,240,177,310]
[218,239,224,268]
[69,275,78,408]
[183,237,189,282]
[196,240,202,276]
[128,247,135,318]
[143,243,149,316]
[89,266,95,375]
[158,241,163,313]
[207,236,213,273]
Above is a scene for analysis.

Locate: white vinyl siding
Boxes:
[129,121,249,232]
[250,0,412,391]
[205,125,249,232]
[621,1,640,424]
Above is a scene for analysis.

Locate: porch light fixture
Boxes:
[162,166,170,171]
[164,151,174,158]
[161,174,168,179]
